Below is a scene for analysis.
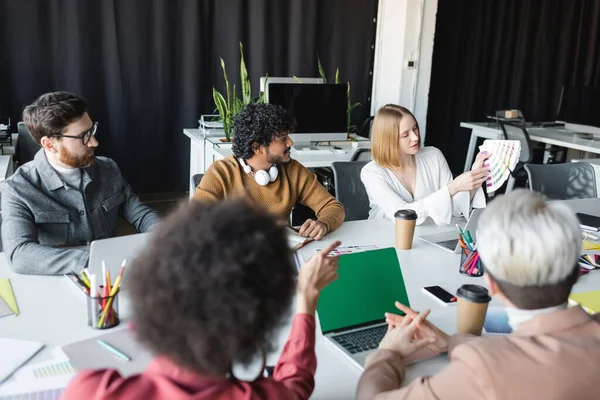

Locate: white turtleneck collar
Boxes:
[48,159,82,189]
[506,302,568,330]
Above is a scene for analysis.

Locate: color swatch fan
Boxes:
[479,140,521,193]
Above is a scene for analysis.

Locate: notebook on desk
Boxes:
[317,248,409,369]
[61,328,153,377]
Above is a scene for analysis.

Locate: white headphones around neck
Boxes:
[238,158,278,186]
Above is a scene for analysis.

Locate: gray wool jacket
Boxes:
[0,150,159,275]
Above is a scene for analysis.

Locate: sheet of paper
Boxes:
[0,338,44,384]
[0,279,19,315]
[0,357,75,398]
[0,296,13,318]
[316,244,380,256]
[479,140,521,193]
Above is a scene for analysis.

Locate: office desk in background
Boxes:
[460,122,600,172]
[183,128,370,195]
[1,198,599,399]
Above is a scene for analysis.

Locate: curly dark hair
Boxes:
[22,91,87,143]
[128,200,296,376]
[232,103,297,160]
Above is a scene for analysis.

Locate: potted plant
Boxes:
[212,43,266,142]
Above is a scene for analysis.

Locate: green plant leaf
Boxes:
[335,68,340,84]
[240,42,252,105]
[220,58,231,117]
[293,75,303,83]
[317,54,327,83]
[213,88,231,140]
[348,102,361,113]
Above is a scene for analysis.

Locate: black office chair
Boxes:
[331,161,370,221]
[524,162,597,200]
[350,148,372,162]
[16,122,41,167]
[496,119,534,192]
[191,173,204,188]
[359,116,375,139]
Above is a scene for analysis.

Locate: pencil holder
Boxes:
[87,286,120,329]
[459,247,483,277]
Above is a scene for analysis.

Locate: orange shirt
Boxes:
[194,155,345,232]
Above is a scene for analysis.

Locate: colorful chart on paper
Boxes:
[479,140,521,193]
[316,245,380,256]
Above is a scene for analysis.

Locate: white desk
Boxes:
[183,128,370,195]
[1,198,599,399]
[461,122,600,172]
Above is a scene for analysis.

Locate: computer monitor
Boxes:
[260,76,324,95]
[558,85,600,137]
[267,83,348,145]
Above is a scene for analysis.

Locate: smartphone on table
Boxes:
[422,285,457,306]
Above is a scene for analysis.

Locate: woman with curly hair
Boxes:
[62,200,341,399]
[193,102,345,240]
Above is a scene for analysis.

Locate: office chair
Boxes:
[524,162,597,200]
[189,173,204,199]
[191,173,204,188]
[350,148,372,162]
[16,122,41,167]
[496,119,534,192]
[359,116,375,138]
[331,161,370,221]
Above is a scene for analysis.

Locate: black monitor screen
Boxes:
[268,83,347,133]
[558,85,600,128]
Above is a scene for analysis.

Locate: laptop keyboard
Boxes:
[331,325,388,354]
[437,238,458,250]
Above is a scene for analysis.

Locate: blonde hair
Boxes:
[370,104,419,168]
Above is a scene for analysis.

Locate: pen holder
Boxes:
[87,287,120,329]
[459,247,483,277]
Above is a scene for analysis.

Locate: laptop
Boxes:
[317,248,409,368]
[418,208,484,253]
[88,233,151,284]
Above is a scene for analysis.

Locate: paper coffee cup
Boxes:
[456,284,491,335]
[394,209,418,250]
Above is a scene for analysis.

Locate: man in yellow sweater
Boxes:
[194,103,344,240]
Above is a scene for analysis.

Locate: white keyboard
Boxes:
[293,147,334,155]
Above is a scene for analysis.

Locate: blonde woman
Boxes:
[360,104,488,226]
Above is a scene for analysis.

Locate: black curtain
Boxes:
[0,0,377,193]
[425,0,600,173]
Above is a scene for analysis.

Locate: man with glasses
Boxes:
[0,91,159,275]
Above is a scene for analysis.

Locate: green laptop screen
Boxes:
[316,247,410,334]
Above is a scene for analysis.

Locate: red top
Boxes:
[61,314,317,400]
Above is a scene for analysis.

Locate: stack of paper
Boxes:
[479,140,521,193]
[0,279,18,318]
[0,338,44,384]
[0,356,75,399]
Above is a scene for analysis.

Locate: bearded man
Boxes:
[1,91,159,274]
[194,103,344,240]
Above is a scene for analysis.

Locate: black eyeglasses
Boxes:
[52,121,98,145]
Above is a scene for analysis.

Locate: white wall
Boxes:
[371,0,438,141]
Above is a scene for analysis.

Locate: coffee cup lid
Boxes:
[456,284,491,303]
[394,209,418,220]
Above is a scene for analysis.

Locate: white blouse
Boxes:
[360,146,486,226]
